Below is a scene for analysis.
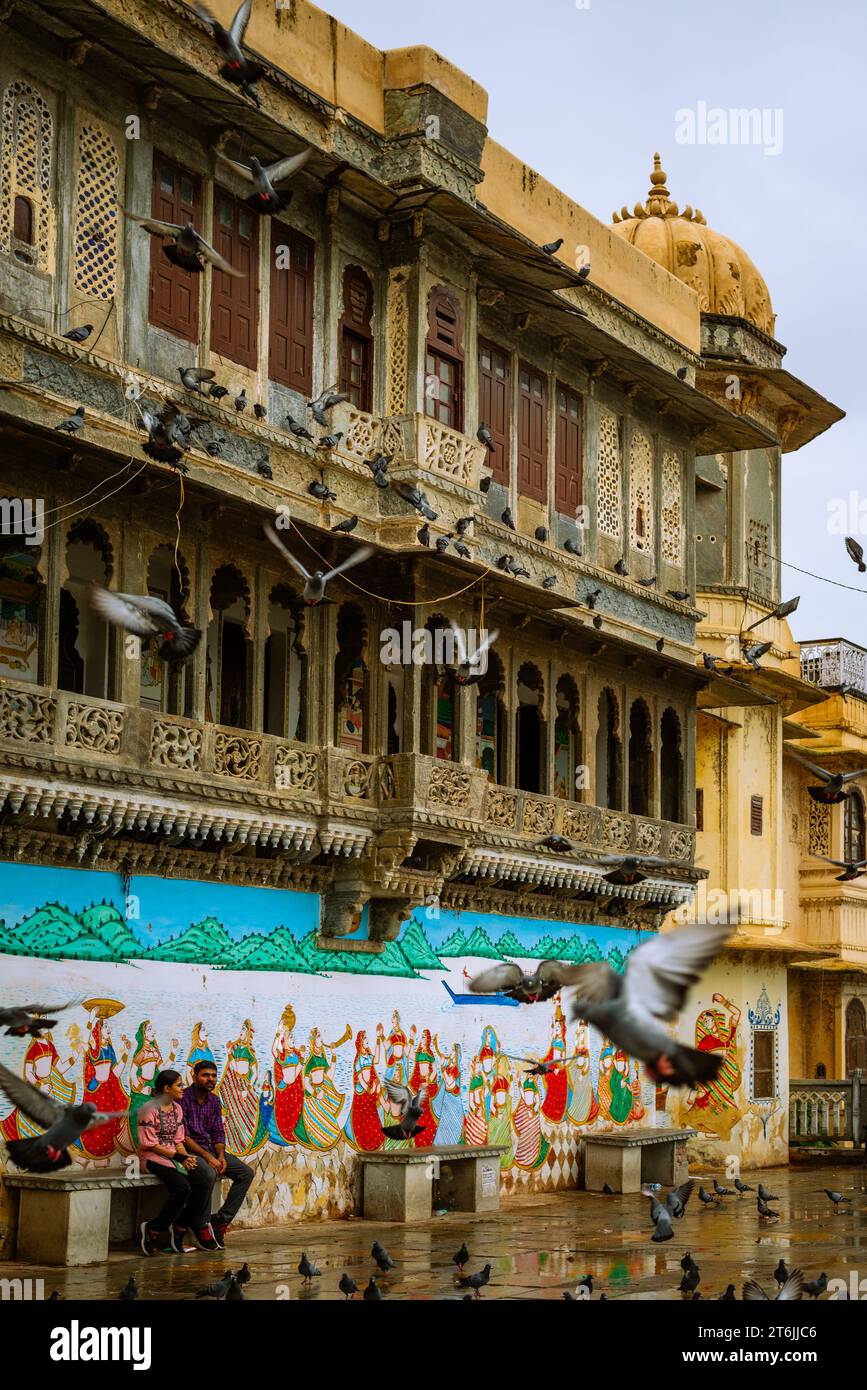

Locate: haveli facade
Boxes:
[0,0,846,1235]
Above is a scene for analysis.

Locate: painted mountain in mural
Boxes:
[399,920,444,971]
[9,901,138,962]
[445,926,501,959]
[437,928,468,957]
[78,902,144,958]
[222,929,317,973]
[361,940,418,978]
[496,929,531,959]
[146,916,235,964]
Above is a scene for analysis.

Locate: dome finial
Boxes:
[646,153,672,214]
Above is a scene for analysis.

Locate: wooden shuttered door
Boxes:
[210,188,259,368]
[270,222,315,394]
[338,264,373,411]
[478,338,510,484]
[555,381,583,513]
[518,362,547,503]
[425,288,464,431]
[149,157,201,342]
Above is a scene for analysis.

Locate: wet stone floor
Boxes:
[7,1164,867,1301]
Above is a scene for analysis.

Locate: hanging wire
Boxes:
[39,459,148,535]
[287,518,488,606]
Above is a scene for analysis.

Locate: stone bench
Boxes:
[583,1127,697,1193]
[357,1145,506,1223]
[3,1170,163,1266]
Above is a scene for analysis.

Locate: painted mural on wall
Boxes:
[0,863,657,1237]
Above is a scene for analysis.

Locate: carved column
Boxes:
[116,511,146,708]
[191,539,209,723]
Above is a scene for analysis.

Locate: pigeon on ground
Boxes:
[576,1274,593,1296]
[331,514,358,534]
[457,1264,492,1297]
[54,405,85,434]
[0,1061,129,1172]
[263,525,372,606]
[140,400,207,468]
[178,366,215,394]
[339,1272,358,1299]
[89,585,200,664]
[117,1276,139,1301]
[318,431,344,450]
[680,1253,697,1272]
[298,1253,321,1284]
[364,1277,383,1300]
[758,1183,779,1203]
[813,854,867,882]
[665,1180,694,1219]
[393,482,438,521]
[224,1276,244,1301]
[542,576,557,589]
[541,238,564,255]
[191,0,264,102]
[773,1259,789,1287]
[284,414,315,441]
[538,835,575,854]
[757,1198,779,1222]
[734,1178,754,1195]
[308,385,349,428]
[381,1082,427,1141]
[803,1272,828,1299]
[563,537,582,556]
[308,480,337,502]
[235,1263,251,1285]
[713,1179,736,1197]
[63,324,93,343]
[196,1270,234,1300]
[845,536,866,572]
[470,959,587,1005]
[417,524,430,547]
[602,1183,615,1196]
[743,1270,804,1301]
[0,997,84,1038]
[209,384,229,400]
[477,424,496,452]
[613,558,628,576]
[668,589,691,603]
[372,1241,395,1275]
[565,923,730,1087]
[453,1243,470,1272]
[678,1265,700,1296]
[823,1189,851,1212]
[742,640,772,670]
[446,621,499,687]
[792,753,867,805]
[216,147,312,215]
[501,507,515,529]
[718,1285,737,1300]
[698,1186,720,1207]
[234,390,248,413]
[123,210,243,276]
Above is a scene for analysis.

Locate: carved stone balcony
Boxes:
[335,405,487,491]
[801,639,867,697]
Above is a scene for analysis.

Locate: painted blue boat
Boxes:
[442,980,519,1007]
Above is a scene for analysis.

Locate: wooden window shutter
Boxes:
[149,156,201,342]
[695,788,704,832]
[210,187,259,368]
[425,287,464,431]
[338,264,373,411]
[478,338,510,484]
[752,1031,775,1098]
[518,362,548,503]
[750,794,763,835]
[269,222,315,393]
[555,381,583,513]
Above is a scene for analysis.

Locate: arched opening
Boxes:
[554,675,581,800]
[13,195,33,246]
[845,791,866,864]
[58,520,112,698]
[264,584,306,741]
[421,617,457,760]
[628,698,652,816]
[334,602,368,753]
[385,666,403,754]
[140,546,192,716]
[845,998,867,1076]
[516,662,545,794]
[595,689,622,810]
[476,650,506,783]
[0,524,44,684]
[660,706,684,823]
[206,565,251,729]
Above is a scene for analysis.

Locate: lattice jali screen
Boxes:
[596,407,622,540]
[661,448,683,565]
[385,267,409,415]
[629,429,654,552]
[73,124,119,300]
[807,798,830,858]
[748,518,771,597]
[0,80,53,269]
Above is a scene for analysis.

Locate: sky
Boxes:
[322,0,866,644]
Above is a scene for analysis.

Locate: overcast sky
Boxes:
[323,0,866,645]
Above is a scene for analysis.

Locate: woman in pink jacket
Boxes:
[137,1069,216,1255]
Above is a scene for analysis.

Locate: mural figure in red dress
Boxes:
[409,1030,440,1147]
[270,1005,304,1146]
[344,1029,385,1151]
[540,1002,570,1122]
[79,1001,128,1159]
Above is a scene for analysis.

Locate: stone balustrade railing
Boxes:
[789,1073,864,1144]
[483,783,695,863]
[334,406,487,491]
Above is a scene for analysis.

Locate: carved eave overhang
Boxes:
[713,661,828,717]
[460,846,701,904]
[789,954,867,974]
[723,932,828,960]
[698,359,845,454]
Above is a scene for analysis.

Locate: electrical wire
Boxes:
[39,460,148,535]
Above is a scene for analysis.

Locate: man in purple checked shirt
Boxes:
[180,1060,255,1248]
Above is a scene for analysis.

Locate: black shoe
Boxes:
[211,1223,227,1249]
[140,1221,158,1257]
[193,1225,220,1252]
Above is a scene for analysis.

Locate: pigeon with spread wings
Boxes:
[192,0,264,101]
[0,996,85,1038]
[90,585,201,665]
[216,147,312,215]
[381,1082,427,1141]
[139,401,208,470]
[742,1270,804,1301]
[263,523,372,606]
[791,752,867,805]
[564,923,731,1086]
[0,1061,130,1172]
[470,959,587,1005]
[447,621,499,687]
[123,211,244,278]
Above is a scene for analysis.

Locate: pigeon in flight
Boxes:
[263,524,372,606]
[594,854,673,887]
[216,147,312,214]
[367,454,391,489]
[54,405,85,434]
[793,753,867,805]
[178,366,215,394]
[0,997,84,1038]
[140,401,207,469]
[743,1270,804,1301]
[381,1082,427,1141]
[665,1180,694,1219]
[538,835,575,854]
[192,0,265,103]
[90,585,201,664]
[339,1272,358,1299]
[823,1188,851,1212]
[123,211,244,277]
[845,536,866,572]
[308,384,349,428]
[648,1201,674,1243]
[565,923,731,1087]
[0,1061,129,1172]
[298,1253,321,1284]
[503,1053,581,1078]
[741,639,772,670]
[702,652,734,676]
[63,324,93,343]
[814,853,867,882]
[371,1241,395,1275]
[470,959,586,1005]
[446,621,499,686]
[457,1264,492,1297]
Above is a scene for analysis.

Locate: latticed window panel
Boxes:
[629,429,654,552]
[807,798,830,858]
[661,448,683,566]
[0,79,53,269]
[596,407,622,540]
[73,124,120,300]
